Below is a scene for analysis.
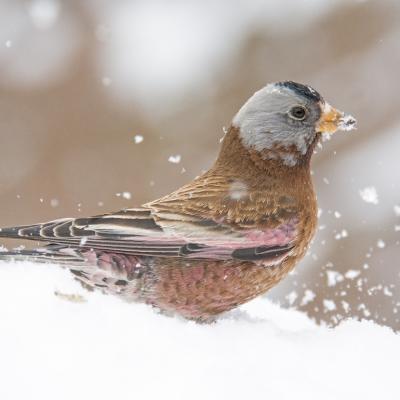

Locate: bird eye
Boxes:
[289,106,307,120]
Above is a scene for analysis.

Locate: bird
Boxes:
[0,81,356,322]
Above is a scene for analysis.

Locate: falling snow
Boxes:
[323,299,337,311]
[326,270,344,287]
[384,287,393,297]
[168,155,181,164]
[286,290,298,305]
[134,135,144,144]
[345,270,361,280]
[341,301,350,313]
[334,229,348,240]
[377,239,386,249]
[300,289,316,306]
[116,192,132,200]
[359,186,379,205]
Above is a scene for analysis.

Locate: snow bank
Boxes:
[0,261,398,400]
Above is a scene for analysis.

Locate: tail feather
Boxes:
[0,225,32,240]
[0,219,75,241]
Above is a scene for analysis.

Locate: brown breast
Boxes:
[143,126,319,321]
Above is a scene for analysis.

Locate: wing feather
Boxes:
[0,177,298,262]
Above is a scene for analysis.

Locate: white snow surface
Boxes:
[0,261,399,400]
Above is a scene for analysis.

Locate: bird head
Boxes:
[232,81,356,166]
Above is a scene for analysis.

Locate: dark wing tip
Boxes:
[0,225,29,239]
[231,244,294,261]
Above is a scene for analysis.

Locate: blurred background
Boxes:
[0,0,399,329]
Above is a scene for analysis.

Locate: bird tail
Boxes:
[0,219,75,242]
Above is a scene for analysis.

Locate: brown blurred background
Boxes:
[0,0,399,329]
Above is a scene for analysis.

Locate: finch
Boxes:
[0,81,356,321]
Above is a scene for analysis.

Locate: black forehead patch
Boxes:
[277,81,322,103]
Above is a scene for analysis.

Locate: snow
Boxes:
[286,290,298,305]
[326,270,344,287]
[345,270,361,280]
[300,289,316,306]
[377,239,386,249]
[334,229,348,240]
[116,191,132,200]
[359,186,379,205]
[133,134,144,144]
[337,113,357,131]
[168,154,181,164]
[0,261,399,400]
[314,119,400,252]
[323,299,337,311]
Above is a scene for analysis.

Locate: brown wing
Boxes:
[0,174,298,262]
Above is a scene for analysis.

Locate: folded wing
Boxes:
[0,175,298,263]
[0,206,296,262]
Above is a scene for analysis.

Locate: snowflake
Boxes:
[359,186,378,205]
[134,135,144,144]
[300,290,316,306]
[168,155,181,164]
[323,299,336,311]
[377,239,385,249]
[116,192,132,200]
[345,270,360,280]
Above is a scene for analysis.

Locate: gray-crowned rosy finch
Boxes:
[0,81,356,321]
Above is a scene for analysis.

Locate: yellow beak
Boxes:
[316,102,356,133]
